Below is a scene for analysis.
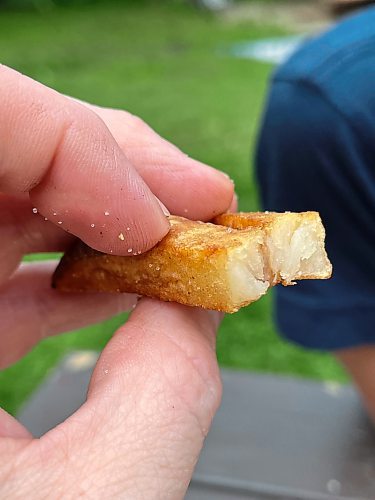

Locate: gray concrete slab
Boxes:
[188,371,375,500]
[18,352,375,499]
[18,351,98,437]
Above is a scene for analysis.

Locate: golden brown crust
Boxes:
[53,217,263,313]
[213,211,318,230]
[53,213,332,313]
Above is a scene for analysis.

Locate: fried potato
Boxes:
[52,213,332,313]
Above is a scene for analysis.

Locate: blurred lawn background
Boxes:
[0,0,347,415]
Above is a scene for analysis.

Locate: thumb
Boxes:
[0,65,169,255]
[53,300,222,499]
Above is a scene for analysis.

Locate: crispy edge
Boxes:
[53,213,332,312]
[52,217,259,313]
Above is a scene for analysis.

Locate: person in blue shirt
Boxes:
[256,7,375,420]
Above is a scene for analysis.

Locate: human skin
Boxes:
[0,64,235,499]
[336,347,375,424]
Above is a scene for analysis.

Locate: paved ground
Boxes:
[18,352,375,500]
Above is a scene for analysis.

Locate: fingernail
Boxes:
[228,192,238,213]
[156,197,170,216]
[225,174,235,186]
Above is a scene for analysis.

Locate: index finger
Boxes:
[0,65,169,255]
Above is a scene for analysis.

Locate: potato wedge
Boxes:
[52,213,332,313]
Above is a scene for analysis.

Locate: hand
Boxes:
[0,64,234,498]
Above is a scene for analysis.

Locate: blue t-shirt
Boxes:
[256,7,375,350]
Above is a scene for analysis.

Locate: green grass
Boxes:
[0,1,347,415]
